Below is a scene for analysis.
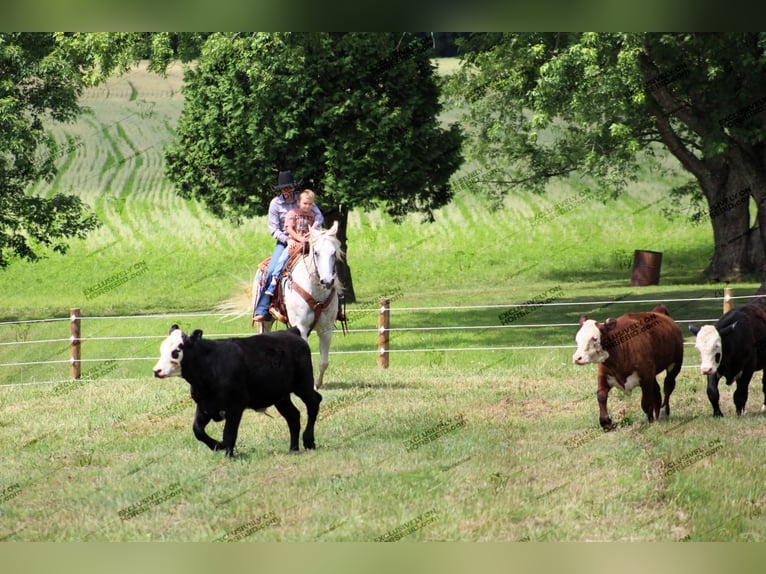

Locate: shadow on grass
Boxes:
[538,243,716,286]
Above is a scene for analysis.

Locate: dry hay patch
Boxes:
[473,395,583,421]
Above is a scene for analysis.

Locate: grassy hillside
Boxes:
[1,59,743,320]
[1,60,764,542]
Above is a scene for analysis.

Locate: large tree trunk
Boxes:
[323,205,356,303]
[728,143,766,294]
[640,49,758,280]
[700,160,755,281]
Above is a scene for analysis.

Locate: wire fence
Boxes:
[0,290,758,388]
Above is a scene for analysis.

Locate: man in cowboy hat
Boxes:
[254,170,324,322]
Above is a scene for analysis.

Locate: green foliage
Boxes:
[0,32,199,269]
[447,33,653,197]
[164,32,464,223]
[448,33,766,279]
[447,33,766,197]
[1,33,98,267]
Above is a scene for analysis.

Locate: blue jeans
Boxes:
[271,245,291,282]
[254,242,286,316]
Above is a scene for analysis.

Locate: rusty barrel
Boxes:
[630,250,662,286]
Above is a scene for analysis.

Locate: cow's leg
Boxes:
[641,379,662,422]
[597,374,613,430]
[274,396,301,451]
[220,407,244,457]
[707,374,724,417]
[733,370,754,416]
[296,390,322,450]
[660,363,680,420]
[192,406,223,452]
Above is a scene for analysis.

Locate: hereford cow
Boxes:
[689,302,766,417]
[153,325,321,457]
[572,305,684,430]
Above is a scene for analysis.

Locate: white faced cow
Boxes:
[153,324,321,457]
[573,305,684,430]
[689,302,766,417]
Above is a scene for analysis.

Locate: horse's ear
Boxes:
[328,220,339,235]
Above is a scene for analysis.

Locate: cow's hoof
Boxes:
[303,440,316,450]
[599,418,614,431]
[713,411,724,418]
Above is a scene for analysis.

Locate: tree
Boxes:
[447,33,766,282]
[0,32,194,268]
[164,32,464,301]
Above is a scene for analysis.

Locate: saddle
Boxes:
[255,243,348,334]
[256,243,307,324]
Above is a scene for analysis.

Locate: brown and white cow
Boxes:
[572,305,684,430]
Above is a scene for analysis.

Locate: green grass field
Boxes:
[1,60,765,542]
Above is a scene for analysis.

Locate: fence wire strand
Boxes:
[0,292,751,386]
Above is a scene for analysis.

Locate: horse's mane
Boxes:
[309,224,345,261]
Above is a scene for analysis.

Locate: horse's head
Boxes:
[309,221,344,289]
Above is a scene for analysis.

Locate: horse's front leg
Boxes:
[315,324,332,390]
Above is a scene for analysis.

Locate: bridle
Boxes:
[289,234,338,334]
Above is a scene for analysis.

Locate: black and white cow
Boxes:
[690,303,766,417]
[153,324,321,456]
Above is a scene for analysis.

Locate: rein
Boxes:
[290,281,336,335]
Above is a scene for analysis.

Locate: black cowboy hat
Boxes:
[273,170,303,190]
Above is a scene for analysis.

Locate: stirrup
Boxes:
[269,307,288,323]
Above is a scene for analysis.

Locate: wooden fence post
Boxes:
[723,287,734,314]
[70,308,81,379]
[378,297,390,369]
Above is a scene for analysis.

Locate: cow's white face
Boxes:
[153,327,184,379]
[573,319,609,365]
[694,325,722,375]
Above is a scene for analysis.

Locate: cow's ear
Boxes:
[578,315,589,326]
[652,304,669,316]
[719,322,737,336]
[169,324,180,334]
[190,329,203,341]
[689,324,700,335]
[602,320,617,334]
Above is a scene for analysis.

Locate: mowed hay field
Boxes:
[1,60,765,542]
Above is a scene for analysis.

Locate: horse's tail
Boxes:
[215,276,254,321]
